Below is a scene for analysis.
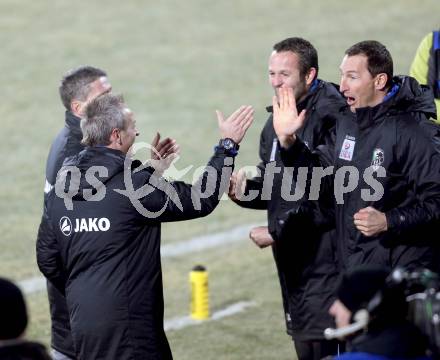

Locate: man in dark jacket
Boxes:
[228,37,345,360]
[273,40,440,273]
[44,66,112,360]
[37,93,253,359]
[44,66,179,359]
[45,66,112,195]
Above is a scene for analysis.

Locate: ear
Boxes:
[305,67,317,86]
[109,128,122,145]
[374,73,388,91]
[70,100,82,117]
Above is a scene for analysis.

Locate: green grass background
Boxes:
[0,1,438,358]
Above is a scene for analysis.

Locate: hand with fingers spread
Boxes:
[228,169,247,202]
[249,226,274,249]
[272,87,306,148]
[216,105,254,144]
[150,132,180,175]
[353,206,388,237]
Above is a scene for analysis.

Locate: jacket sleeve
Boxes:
[232,121,271,210]
[409,33,431,86]
[386,118,440,234]
[279,127,335,169]
[132,148,235,222]
[278,127,337,231]
[36,196,66,295]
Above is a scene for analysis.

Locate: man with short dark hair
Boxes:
[37,93,253,359]
[228,37,345,360]
[45,66,112,196]
[273,40,440,272]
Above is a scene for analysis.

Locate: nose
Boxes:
[272,74,283,88]
[339,76,348,93]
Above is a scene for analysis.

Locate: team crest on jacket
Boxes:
[371,148,385,170]
[60,216,72,236]
[339,135,356,161]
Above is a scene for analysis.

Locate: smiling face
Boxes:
[269,51,308,102]
[339,54,387,112]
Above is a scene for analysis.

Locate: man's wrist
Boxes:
[216,138,240,157]
[279,134,296,149]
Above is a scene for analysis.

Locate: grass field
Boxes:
[1,0,439,358]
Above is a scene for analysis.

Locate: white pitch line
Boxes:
[18,277,47,294]
[161,223,260,257]
[19,223,260,295]
[164,301,256,332]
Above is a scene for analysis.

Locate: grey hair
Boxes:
[81,94,126,146]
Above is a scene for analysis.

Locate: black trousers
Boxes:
[293,339,345,360]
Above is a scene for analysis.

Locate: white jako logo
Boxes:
[59,217,110,235]
[60,216,73,236]
[74,218,111,233]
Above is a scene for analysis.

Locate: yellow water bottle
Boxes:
[190,265,210,320]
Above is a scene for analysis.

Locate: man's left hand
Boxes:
[249,226,274,248]
[150,132,180,175]
[353,206,388,237]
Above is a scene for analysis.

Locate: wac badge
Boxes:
[339,135,356,161]
[371,148,385,170]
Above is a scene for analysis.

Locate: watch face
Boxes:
[224,139,233,149]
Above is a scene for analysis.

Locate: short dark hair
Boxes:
[81,94,126,147]
[59,66,107,111]
[273,37,319,80]
[345,40,393,88]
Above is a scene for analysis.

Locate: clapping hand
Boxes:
[272,87,306,148]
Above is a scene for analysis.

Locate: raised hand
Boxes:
[150,132,180,175]
[216,105,254,144]
[272,87,306,148]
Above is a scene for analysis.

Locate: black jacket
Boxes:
[43,111,84,358]
[45,111,85,192]
[281,76,440,272]
[37,146,233,360]
[235,80,345,340]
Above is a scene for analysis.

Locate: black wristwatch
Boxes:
[216,138,240,156]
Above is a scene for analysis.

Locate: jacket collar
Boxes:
[65,111,82,137]
[353,75,437,128]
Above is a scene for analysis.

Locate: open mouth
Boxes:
[345,96,355,106]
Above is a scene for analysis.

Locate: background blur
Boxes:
[0,1,438,359]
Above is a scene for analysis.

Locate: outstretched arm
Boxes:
[134,105,254,222]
